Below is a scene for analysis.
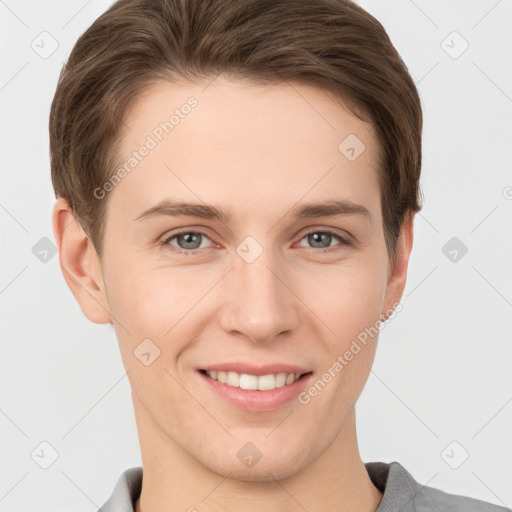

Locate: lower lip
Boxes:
[197,371,314,412]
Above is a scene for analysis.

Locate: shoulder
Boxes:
[414,480,510,512]
[365,461,510,512]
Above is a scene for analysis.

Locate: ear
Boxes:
[52,197,112,324]
[381,211,414,320]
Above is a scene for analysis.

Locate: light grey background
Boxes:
[1,0,511,510]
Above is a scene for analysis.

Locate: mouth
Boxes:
[195,361,314,411]
[198,369,313,391]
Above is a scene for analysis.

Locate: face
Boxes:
[62,76,411,482]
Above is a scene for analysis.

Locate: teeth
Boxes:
[205,370,303,390]
[226,371,239,387]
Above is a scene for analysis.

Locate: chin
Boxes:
[204,453,305,483]
[228,469,278,482]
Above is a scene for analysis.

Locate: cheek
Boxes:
[106,267,199,415]
[108,262,192,330]
[299,267,382,421]
[298,261,385,398]
[301,260,385,339]
[107,264,217,370]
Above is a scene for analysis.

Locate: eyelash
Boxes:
[160,228,352,256]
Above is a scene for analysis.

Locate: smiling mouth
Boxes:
[198,369,313,391]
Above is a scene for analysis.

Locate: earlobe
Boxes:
[52,197,112,324]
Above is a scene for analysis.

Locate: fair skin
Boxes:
[52,76,413,512]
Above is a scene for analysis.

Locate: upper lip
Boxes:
[198,363,312,376]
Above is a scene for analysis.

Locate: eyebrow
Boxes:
[133,199,372,224]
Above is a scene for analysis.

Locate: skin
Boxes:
[52,75,414,512]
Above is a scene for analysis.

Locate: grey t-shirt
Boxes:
[98,461,510,511]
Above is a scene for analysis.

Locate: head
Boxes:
[51,0,422,481]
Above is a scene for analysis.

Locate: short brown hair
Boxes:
[50,0,423,263]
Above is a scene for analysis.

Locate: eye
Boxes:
[296,228,352,253]
[162,231,214,254]
[161,228,352,255]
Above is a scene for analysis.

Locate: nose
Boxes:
[218,247,300,344]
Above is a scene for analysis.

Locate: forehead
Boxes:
[120,75,377,152]
[110,76,381,222]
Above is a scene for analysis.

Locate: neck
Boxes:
[134,398,382,512]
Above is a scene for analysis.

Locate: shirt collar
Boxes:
[99,461,419,512]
